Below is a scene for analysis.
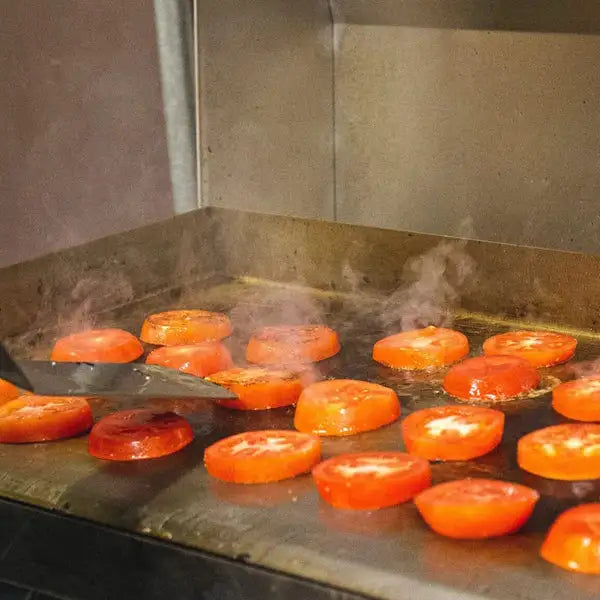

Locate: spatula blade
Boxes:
[11,361,237,399]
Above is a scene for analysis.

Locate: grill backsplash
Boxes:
[1,209,599,354]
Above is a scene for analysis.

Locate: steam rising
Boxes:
[224,233,477,378]
[228,286,328,376]
[229,287,324,335]
[381,240,476,333]
[228,231,478,366]
[57,274,134,334]
[14,215,477,365]
[23,270,134,359]
[338,219,477,335]
[566,358,600,379]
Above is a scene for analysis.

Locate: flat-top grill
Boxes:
[0,208,599,600]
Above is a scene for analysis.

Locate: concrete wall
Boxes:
[0,0,174,268]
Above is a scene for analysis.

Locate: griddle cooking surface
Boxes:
[1,279,599,600]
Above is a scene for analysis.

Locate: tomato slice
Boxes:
[517,423,600,480]
[0,379,20,404]
[552,376,600,422]
[51,328,143,363]
[483,330,577,367]
[246,325,340,365]
[140,310,232,345]
[88,409,193,461]
[373,326,469,370]
[145,342,233,377]
[204,430,321,483]
[402,405,504,461]
[414,478,539,539]
[294,379,400,436]
[206,367,306,410]
[0,395,92,443]
[312,452,431,510]
[442,355,540,402]
[541,503,600,573]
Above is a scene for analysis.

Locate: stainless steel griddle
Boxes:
[1,208,599,600]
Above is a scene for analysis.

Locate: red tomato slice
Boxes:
[294,379,400,436]
[0,379,20,404]
[246,325,340,365]
[552,376,600,422]
[51,328,143,363]
[145,342,233,377]
[401,405,504,461]
[414,478,539,539]
[483,330,577,367]
[442,355,540,402]
[204,430,321,483]
[541,503,600,573]
[88,409,193,461]
[206,367,306,410]
[517,423,600,480]
[312,452,431,510]
[373,326,469,370]
[140,310,232,345]
[0,395,92,443]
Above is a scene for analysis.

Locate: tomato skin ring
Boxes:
[415,478,539,539]
[517,423,600,481]
[140,310,232,345]
[51,329,144,363]
[373,326,469,370]
[246,325,340,365]
[0,395,93,443]
[207,367,306,410]
[541,503,600,574]
[312,452,431,510]
[442,355,540,402]
[146,342,233,377]
[204,430,321,484]
[88,409,193,461]
[483,330,577,367]
[401,405,505,461]
[552,377,600,422]
[294,379,400,436]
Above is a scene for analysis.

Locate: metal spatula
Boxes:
[0,342,236,399]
